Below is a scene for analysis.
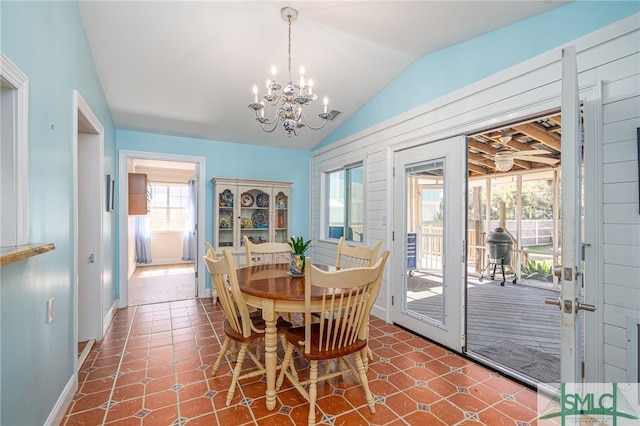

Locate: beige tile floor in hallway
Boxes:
[128,264,196,306]
[63,298,543,425]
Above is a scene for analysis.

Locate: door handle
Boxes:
[545,297,561,310]
[575,299,596,313]
[88,254,95,263]
[545,297,596,313]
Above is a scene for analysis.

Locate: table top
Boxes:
[236,263,335,302]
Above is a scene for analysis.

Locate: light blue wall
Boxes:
[116,130,311,289]
[318,1,640,148]
[0,1,116,425]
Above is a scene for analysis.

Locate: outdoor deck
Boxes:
[406,271,561,383]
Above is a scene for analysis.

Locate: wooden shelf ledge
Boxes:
[1,243,56,267]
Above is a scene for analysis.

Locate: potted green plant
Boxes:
[288,236,311,276]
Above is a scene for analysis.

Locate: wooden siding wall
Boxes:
[601,25,640,382]
[310,15,639,381]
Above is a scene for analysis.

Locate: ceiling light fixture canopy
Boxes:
[248,7,332,137]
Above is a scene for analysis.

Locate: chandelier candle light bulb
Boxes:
[248,7,335,137]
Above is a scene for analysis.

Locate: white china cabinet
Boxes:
[212,177,292,266]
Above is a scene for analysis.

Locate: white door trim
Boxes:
[73,90,104,361]
[118,150,207,308]
[582,80,604,383]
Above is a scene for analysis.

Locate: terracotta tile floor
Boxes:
[63,298,541,425]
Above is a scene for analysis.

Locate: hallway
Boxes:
[128,264,196,306]
[63,298,541,425]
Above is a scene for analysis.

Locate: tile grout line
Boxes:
[169,302,183,425]
[197,297,227,425]
[100,305,139,425]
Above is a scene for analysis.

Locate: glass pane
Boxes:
[347,166,364,242]
[169,208,186,229]
[405,159,446,326]
[151,185,167,208]
[328,169,345,239]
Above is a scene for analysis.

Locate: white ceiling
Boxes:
[79,1,569,151]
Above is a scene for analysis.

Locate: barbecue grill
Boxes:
[479,227,517,286]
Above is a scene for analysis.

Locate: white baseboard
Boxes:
[104,299,118,335]
[45,373,77,426]
[371,304,386,321]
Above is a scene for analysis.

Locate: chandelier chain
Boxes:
[287,14,292,82]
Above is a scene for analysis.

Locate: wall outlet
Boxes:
[46,298,54,324]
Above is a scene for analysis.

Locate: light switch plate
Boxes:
[46,298,54,324]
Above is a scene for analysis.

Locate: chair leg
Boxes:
[276,341,294,390]
[362,347,370,371]
[212,337,231,375]
[226,343,248,406]
[279,335,299,381]
[308,360,319,426]
[354,352,376,414]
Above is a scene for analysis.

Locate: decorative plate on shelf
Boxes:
[241,193,254,207]
[276,194,287,209]
[219,210,232,228]
[219,189,233,207]
[251,209,268,227]
[241,217,253,229]
[256,192,269,208]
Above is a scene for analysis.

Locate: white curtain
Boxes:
[135,215,152,264]
[182,179,196,261]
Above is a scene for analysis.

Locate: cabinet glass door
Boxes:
[216,187,235,248]
[239,187,270,245]
[274,191,288,243]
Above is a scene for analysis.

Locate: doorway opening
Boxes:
[126,158,197,306]
[464,112,569,385]
[118,151,207,308]
[74,92,105,372]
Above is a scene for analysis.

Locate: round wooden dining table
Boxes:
[236,262,334,411]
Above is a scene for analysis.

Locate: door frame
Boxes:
[384,83,603,384]
[73,91,104,360]
[118,150,207,308]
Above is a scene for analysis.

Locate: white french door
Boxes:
[555,45,593,383]
[392,136,467,351]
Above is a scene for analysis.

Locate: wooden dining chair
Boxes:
[276,250,390,426]
[335,236,382,269]
[244,235,296,323]
[333,237,383,362]
[204,241,216,259]
[243,235,291,266]
[203,249,293,406]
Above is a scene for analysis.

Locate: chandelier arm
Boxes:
[261,122,280,133]
[253,109,281,127]
[298,109,328,131]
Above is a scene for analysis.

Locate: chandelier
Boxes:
[248,7,332,137]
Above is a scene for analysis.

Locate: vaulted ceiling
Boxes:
[78,1,570,151]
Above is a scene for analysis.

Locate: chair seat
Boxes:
[284,323,367,361]
[224,312,292,343]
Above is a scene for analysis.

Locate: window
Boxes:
[1,53,29,247]
[148,183,189,230]
[326,164,364,242]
